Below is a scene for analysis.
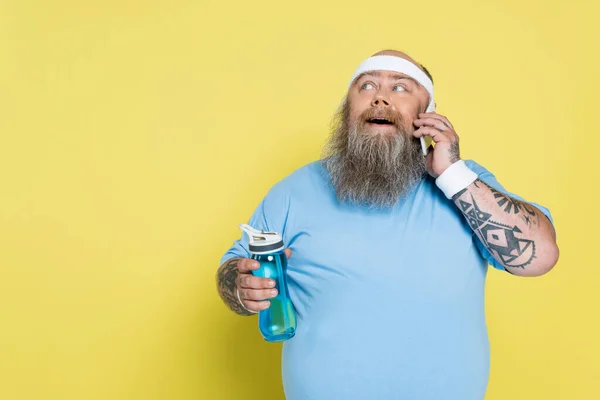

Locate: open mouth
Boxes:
[367,118,394,125]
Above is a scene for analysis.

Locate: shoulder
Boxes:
[269,160,328,194]
[257,161,327,234]
[263,160,326,203]
[281,160,326,184]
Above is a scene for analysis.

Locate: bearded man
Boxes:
[216,49,559,400]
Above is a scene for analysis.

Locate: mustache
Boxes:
[358,107,406,128]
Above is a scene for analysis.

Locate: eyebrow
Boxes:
[354,71,419,86]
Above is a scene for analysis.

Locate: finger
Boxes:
[237,258,260,273]
[239,274,276,289]
[418,112,454,129]
[239,287,279,301]
[242,299,271,312]
[414,118,450,132]
[418,112,453,129]
[284,248,292,259]
[412,127,451,143]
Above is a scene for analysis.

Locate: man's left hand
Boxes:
[412,112,461,178]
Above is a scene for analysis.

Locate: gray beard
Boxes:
[322,98,426,209]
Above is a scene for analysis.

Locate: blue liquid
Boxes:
[251,250,296,342]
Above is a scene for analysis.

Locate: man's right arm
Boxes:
[216,256,282,316]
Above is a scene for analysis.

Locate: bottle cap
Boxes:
[239,224,285,255]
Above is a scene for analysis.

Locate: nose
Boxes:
[371,90,390,107]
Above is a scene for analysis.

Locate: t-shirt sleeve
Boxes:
[464,160,556,271]
[219,183,290,266]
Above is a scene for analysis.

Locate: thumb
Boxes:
[284,248,293,259]
[426,145,434,163]
[426,144,434,159]
[425,147,435,177]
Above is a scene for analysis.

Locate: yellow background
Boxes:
[1,1,598,399]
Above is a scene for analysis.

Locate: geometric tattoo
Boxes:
[490,187,538,227]
[457,192,536,269]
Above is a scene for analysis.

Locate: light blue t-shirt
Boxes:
[221,160,553,400]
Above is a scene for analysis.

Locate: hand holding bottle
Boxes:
[236,248,292,313]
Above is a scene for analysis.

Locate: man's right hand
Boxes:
[236,248,292,313]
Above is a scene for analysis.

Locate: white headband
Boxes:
[348,55,435,113]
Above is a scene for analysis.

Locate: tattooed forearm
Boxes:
[454,189,536,268]
[216,258,253,316]
[452,179,558,275]
[489,187,539,228]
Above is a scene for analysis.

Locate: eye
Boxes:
[361,82,375,90]
[393,84,406,92]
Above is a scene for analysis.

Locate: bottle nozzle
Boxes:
[239,224,265,240]
[239,224,284,254]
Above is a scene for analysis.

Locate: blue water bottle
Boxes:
[240,224,296,342]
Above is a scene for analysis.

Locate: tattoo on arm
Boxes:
[489,186,539,227]
[449,140,460,164]
[216,258,253,316]
[452,188,468,200]
[453,180,537,269]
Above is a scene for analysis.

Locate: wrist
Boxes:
[435,160,478,199]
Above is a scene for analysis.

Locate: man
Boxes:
[216,50,559,399]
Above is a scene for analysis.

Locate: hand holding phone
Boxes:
[413,112,461,178]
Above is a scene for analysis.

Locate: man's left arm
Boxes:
[413,112,559,277]
[450,178,558,276]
